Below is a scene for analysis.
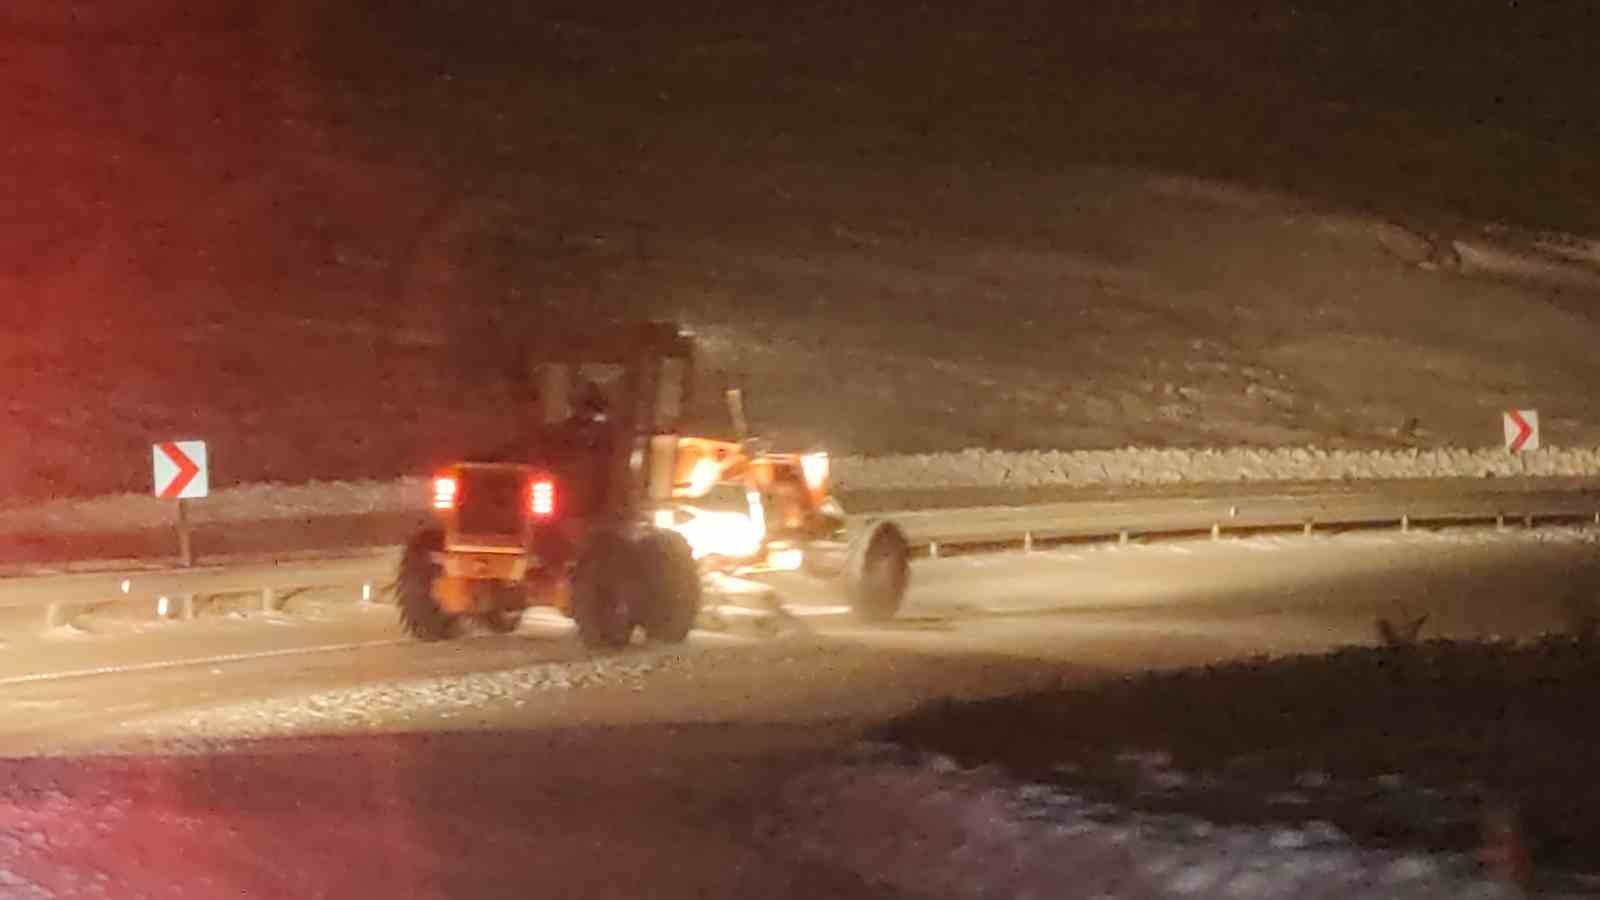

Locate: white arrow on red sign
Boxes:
[153,440,208,499]
[1503,410,1539,453]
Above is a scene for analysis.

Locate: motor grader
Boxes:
[395,321,909,648]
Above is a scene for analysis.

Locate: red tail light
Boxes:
[530,478,557,518]
[432,476,458,510]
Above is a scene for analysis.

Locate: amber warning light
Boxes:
[801,452,830,491]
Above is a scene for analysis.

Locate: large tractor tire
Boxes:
[845,520,910,622]
[572,533,642,649]
[397,529,459,641]
[638,529,701,644]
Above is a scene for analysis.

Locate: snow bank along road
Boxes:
[7,445,1600,539]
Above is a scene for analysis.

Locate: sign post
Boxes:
[153,440,208,566]
[175,497,193,567]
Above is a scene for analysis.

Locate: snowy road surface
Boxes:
[1,527,1597,897]
[6,525,1599,736]
[7,476,1598,622]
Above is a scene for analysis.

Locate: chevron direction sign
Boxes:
[153,440,208,499]
[1503,410,1539,454]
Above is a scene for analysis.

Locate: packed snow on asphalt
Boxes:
[4,527,1597,896]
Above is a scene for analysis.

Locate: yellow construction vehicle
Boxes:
[395,321,909,647]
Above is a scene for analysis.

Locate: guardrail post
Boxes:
[1303,520,1314,536]
[1524,514,1534,529]
[1119,529,1129,546]
[1023,531,1033,553]
[1401,515,1410,533]
[1496,514,1505,531]
[44,603,66,630]
[1211,523,1221,541]
[261,588,277,613]
[928,541,940,560]
[180,593,196,620]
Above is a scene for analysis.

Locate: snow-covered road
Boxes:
[2,526,1597,897]
[5,525,1598,750]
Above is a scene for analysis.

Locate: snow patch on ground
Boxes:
[0,867,52,900]
[779,749,1567,900]
[1533,235,1600,269]
[1455,239,1600,293]
[115,652,688,744]
[38,622,96,641]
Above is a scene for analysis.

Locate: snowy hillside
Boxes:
[2,1,1599,507]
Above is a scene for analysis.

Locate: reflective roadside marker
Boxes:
[120,579,131,594]
[157,596,170,617]
[362,583,373,602]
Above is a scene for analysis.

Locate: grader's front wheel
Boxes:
[846,520,910,622]
[572,534,641,649]
[638,530,701,644]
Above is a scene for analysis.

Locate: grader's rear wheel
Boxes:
[573,534,642,649]
[397,529,460,641]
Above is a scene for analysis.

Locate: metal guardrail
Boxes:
[3,481,1599,628]
[879,483,1600,554]
[0,549,397,628]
